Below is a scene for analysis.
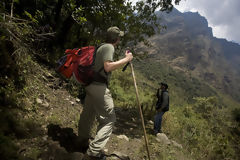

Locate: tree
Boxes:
[1,0,181,47]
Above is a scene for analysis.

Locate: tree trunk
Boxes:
[55,0,89,47]
[56,15,75,47]
[53,0,63,30]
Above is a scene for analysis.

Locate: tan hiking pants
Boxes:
[78,82,116,157]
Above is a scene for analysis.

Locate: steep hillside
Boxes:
[138,8,240,102]
[0,55,194,160]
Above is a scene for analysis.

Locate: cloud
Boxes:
[174,0,240,44]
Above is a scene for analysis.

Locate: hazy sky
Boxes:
[174,0,240,44]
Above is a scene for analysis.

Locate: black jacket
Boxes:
[156,90,169,112]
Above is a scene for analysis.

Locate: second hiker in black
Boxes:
[153,82,169,135]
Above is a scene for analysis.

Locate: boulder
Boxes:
[156,133,171,145]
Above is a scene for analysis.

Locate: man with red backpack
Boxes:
[78,26,133,160]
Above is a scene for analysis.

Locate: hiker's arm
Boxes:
[156,89,160,98]
[104,51,133,72]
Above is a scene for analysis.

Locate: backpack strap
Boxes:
[91,44,109,85]
[92,70,108,85]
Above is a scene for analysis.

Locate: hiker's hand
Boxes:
[125,50,133,62]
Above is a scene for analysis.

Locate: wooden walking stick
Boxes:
[129,62,151,160]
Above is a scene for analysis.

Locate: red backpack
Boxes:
[56,46,97,85]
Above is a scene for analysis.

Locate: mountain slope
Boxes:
[137,8,240,102]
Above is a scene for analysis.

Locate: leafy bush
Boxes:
[164,97,238,159]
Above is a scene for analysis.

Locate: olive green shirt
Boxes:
[93,43,114,82]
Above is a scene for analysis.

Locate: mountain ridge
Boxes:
[137,8,240,102]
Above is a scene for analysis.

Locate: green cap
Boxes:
[107,26,124,39]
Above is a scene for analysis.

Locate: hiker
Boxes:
[78,26,133,160]
[153,82,169,135]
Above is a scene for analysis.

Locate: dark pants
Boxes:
[154,111,166,134]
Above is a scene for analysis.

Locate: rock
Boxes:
[111,151,130,160]
[42,75,48,82]
[76,98,81,103]
[46,73,54,79]
[171,140,183,149]
[42,135,48,141]
[131,118,136,122]
[148,120,154,125]
[36,98,43,104]
[71,101,75,105]
[156,133,171,145]
[39,94,46,100]
[117,135,129,141]
[103,148,108,153]
[42,102,50,108]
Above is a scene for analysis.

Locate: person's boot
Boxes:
[153,130,158,135]
[75,138,89,153]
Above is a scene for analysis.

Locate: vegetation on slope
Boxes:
[110,59,240,159]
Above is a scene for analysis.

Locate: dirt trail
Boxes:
[14,64,188,160]
[14,64,151,160]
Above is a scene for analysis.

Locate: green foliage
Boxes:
[24,11,38,23]
[192,96,218,119]
[164,97,239,159]
[72,6,87,24]
[0,39,25,107]
[0,134,19,160]
[1,0,183,64]
[109,66,156,111]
